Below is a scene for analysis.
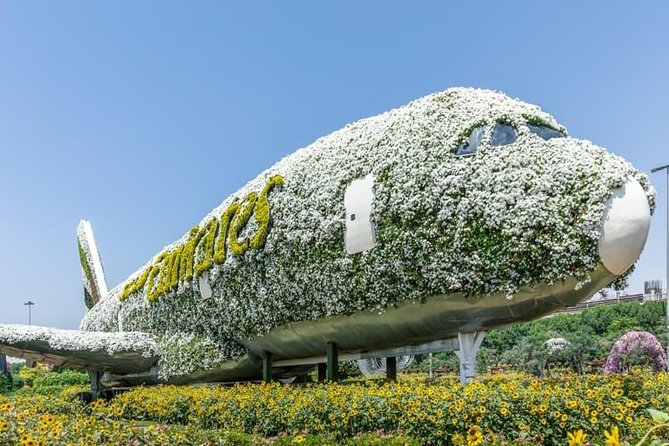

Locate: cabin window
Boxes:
[491,123,517,146]
[528,124,564,140]
[455,126,485,156]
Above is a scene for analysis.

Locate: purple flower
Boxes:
[604,331,667,374]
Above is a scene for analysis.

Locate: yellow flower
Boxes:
[604,426,621,446]
[466,425,484,446]
[567,429,587,446]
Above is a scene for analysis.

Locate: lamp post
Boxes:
[651,163,669,358]
[23,301,35,326]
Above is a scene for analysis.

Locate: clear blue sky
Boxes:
[0,1,667,329]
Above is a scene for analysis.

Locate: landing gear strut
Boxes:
[455,331,486,386]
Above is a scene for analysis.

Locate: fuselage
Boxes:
[79,88,653,384]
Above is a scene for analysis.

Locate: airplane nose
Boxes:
[598,178,651,275]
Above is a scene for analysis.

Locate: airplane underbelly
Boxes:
[102,263,615,386]
[241,264,614,360]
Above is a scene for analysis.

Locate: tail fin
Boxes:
[77,220,109,309]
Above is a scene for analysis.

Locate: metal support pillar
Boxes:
[326,342,338,382]
[262,353,272,383]
[317,363,327,382]
[89,370,102,401]
[651,164,669,358]
[454,331,486,386]
[386,356,397,381]
[428,353,433,380]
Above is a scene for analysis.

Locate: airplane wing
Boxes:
[0,324,159,375]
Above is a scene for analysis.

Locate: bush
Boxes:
[413,352,459,374]
[338,360,362,378]
[18,364,48,387]
[11,374,23,389]
[0,373,12,394]
[11,385,88,397]
[33,369,90,388]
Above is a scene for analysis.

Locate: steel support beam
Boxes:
[386,356,397,381]
[89,370,102,401]
[262,353,272,383]
[326,342,338,382]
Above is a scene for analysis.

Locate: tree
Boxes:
[479,301,667,374]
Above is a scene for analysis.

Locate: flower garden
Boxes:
[3,301,669,445]
[2,371,669,445]
[0,89,664,445]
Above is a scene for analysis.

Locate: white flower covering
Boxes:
[156,332,240,380]
[79,88,655,380]
[77,223,98,309]
[544,337,571,354]
[0,325,158,357]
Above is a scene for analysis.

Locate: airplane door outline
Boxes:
[344,174,376,254]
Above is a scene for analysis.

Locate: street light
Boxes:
[651,163,669,358]
[23,301,35,326]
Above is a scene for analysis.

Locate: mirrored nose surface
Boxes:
[598,178,651,276]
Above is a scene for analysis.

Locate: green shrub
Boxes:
[0,373,12,394]
[12,385,63,396]
[11,374,23,389]
[18,364,48,387]
[338,360,362,378]
[33,369,90,387]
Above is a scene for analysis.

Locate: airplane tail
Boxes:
[77,220,109,309]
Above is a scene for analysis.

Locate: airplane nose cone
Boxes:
[598,178,651,275]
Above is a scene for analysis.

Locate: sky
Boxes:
[0,1,668,330]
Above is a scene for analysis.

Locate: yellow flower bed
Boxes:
[2,372,669,445]
[93,371,669,445]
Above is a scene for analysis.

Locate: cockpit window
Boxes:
[455,125,485,156]
[491,123,517,146]
[528,124,564,140]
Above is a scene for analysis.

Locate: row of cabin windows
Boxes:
[455,123,565,156]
